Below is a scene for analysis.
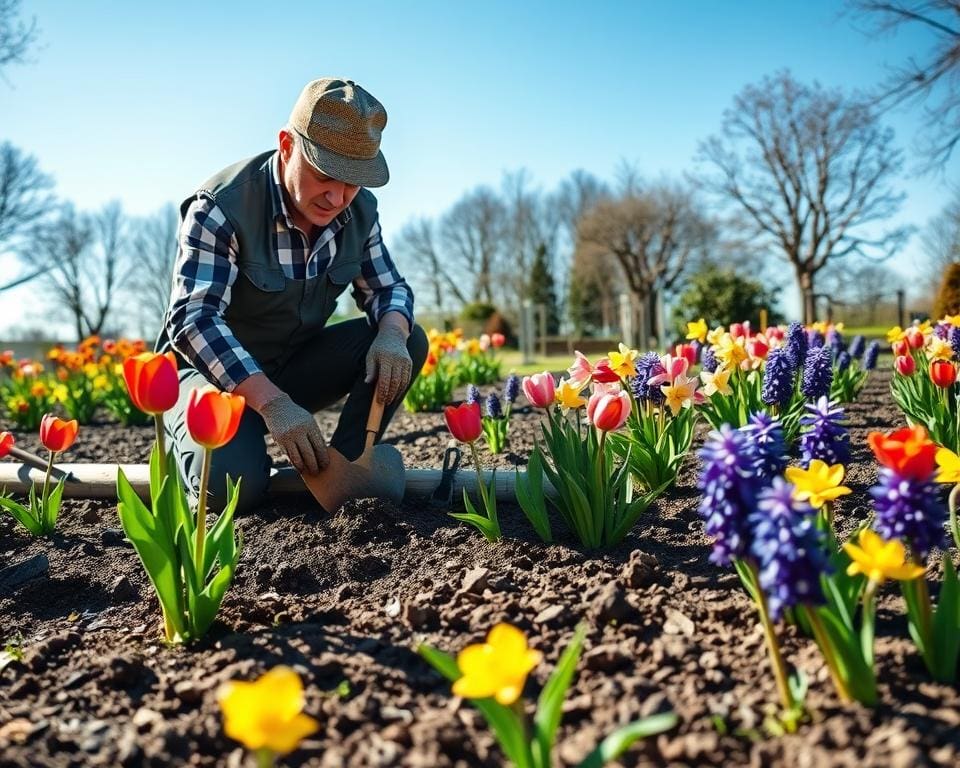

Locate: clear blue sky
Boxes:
[1,0,956,334]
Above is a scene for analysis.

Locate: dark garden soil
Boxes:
[2,369,960,767]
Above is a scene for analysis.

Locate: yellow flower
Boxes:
[661,374,699,415]
[217,666,319,756]
[927,336,954,361]
[706,325,726,346]
[92,374,109,390]
[607,343,638,378]
[785,460,852,509]
[83,362,99,378]
[30,382,49,398]
[452,623,542,705]
[113,363,124,376]
[52,384,69,403]
[686,318,708,343]
[699,366,732,397]
[886,325,906,344]
[944,314,960,327]
[714,334,747,369]
[935,447,960,484]
[555,378,587,411]
[843,529,925,584]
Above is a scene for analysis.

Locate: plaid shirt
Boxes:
[166,152,414,391]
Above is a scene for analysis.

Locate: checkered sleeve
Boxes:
[351,215,416,329]
[165,197,263,391]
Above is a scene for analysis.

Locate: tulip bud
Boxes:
[906,328,925,349]
[521,372,556,408]
[730,323,746,339]
[930,359,957,388]
[586,390,632,432]
[39,414,79,453]
[186,386,246,450]
[891,339,909,357]
[674,343,697,367]
[491,333,506,348]
[444,401,483,443]
[123,352,179,415]
[895,355,916,376]
[0,431,14,459]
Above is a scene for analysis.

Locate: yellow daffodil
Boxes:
[927,336,954,361]
[686,318,708,344]
[714,334,748,369]
[886,325,906,344]
[785,460,852,509]
[843,529,925,584]
[944,314,960,327]
[83,362,99,378]
[935,447,960,484]
[52,384,69,403]
[607,343,638,378]
[810,320,829,335]
[452,623,542,705]
[217,666,319,756]
[555,379,587,411]
[661,374,700,415]
[706,325,726,346]
[700,366,732,397]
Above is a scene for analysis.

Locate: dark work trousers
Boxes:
[164,320,429,514]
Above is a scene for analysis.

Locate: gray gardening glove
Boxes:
[364,315,413,404]
[260,393,329,475]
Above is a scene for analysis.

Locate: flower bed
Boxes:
[3,366,960,767]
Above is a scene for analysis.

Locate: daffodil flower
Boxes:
[686,318,708,343]
[935,447,960,484]
[607,343,638,378]
[661,373,702,415]
[699,366,732,397]
[453,623,542,705]
[714,334,748,369]
[555,378,587,412]
[843,529,925,585]
[785,460,852,509]
[927,336,954,361]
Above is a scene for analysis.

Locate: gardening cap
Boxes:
[288,77,389,188]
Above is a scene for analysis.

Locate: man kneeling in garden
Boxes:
[157,78,428,512]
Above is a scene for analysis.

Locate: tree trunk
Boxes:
[798,270,816,325]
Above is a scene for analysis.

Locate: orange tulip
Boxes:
[867,425,937,481]
[39,414,79,453]
[186,386,246,449]
[0,431,14,458]
[123,352,179,414]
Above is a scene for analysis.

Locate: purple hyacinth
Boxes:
[632,351,666,404]
[807,330,825,350]
[465,384,480,405]
[485,392,503,419]
[949,327,960,360]
[761,348,794,407]
[871,469,945,559]
[701,345,718,373]
[690,340,702,364]
[848,335,865,359]
[935,321,951,340]
[742,412,787,481]
[784,322,807,373]
[749,479,829,619]
[836,351,851,373]
[798,396,850,467]
[697,425,759,566]
[827,328,845,357]
[863,341,880,370]
[504,374,520,405]
[801,346,834,399]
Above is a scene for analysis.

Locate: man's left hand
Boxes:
[365,313,412,404]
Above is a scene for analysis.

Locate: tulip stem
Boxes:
[194,447,212,583]
[805,606,852,704]
[596,430,608,547]
[949,484,960,554]
[254,748,275,768]
[40,450,56,530]
[154,414,167,484]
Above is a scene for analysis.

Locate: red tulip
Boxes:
[590,361,621,384]
[906,328,925,349]
[586,390,631,432]
[674,343,697,367]
[891,339,909,357]
[490,333,506,348]
[746,336,769,360]
[930,359,957,388]
[123,351,179,415]
[730,322,746,339]
[39,414,79,453]
[895,355,915,376]
[868,426,937,481]
[186,386,246,450]
[522,372,556,408]
[0,431,14,458]
[444,401,483,443]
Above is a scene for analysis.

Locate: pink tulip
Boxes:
[906,328,925,349]
[648,354,689,387]
[747,336,769,359]
[765,326,784,341]
[895,355,915,376]
[730,322,746,339]
[522,372,556,408]
[567,351,594,390]
[586,390,631,432]
[891,339,909,357]
[674,344,697,367]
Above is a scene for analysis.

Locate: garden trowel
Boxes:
[302,393,405,512]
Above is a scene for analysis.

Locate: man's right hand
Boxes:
[259,393,329,474]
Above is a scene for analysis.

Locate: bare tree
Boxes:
[0,143,54,290]
[576,180,714,345]
[0,0,38,75]
[439,186,506,305]
[699,71,910,324]
[920,186,960,303]
[850,1,960,169]
[38,202,131,340]
[128,203,178,338]
[395,216,467,318]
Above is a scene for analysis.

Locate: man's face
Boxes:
[278,130,361,229]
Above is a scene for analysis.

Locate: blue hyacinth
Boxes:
[504,374,520,405]
[701,345,718,374]
[807,330,825,350]
[697,425,759,566]
[871,469,945,560]
[863,341,880,370]
[742,412,788,482]
[836,351,851,373]
[848,335,865,359]
[784,322,807,373]
[949,327,960,360]
[798,396,850,467]
[750,479,829,620]
[465,384,480,405]
[632,351,666,404]
[935,321,951,340]
[761,348,794,408]
[485,392,503,419]
[801,346,834,399]
[827,328,845,357]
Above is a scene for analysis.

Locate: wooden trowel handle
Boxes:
[365,394,385,451]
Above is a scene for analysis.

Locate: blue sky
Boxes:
[1,0,956,334]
